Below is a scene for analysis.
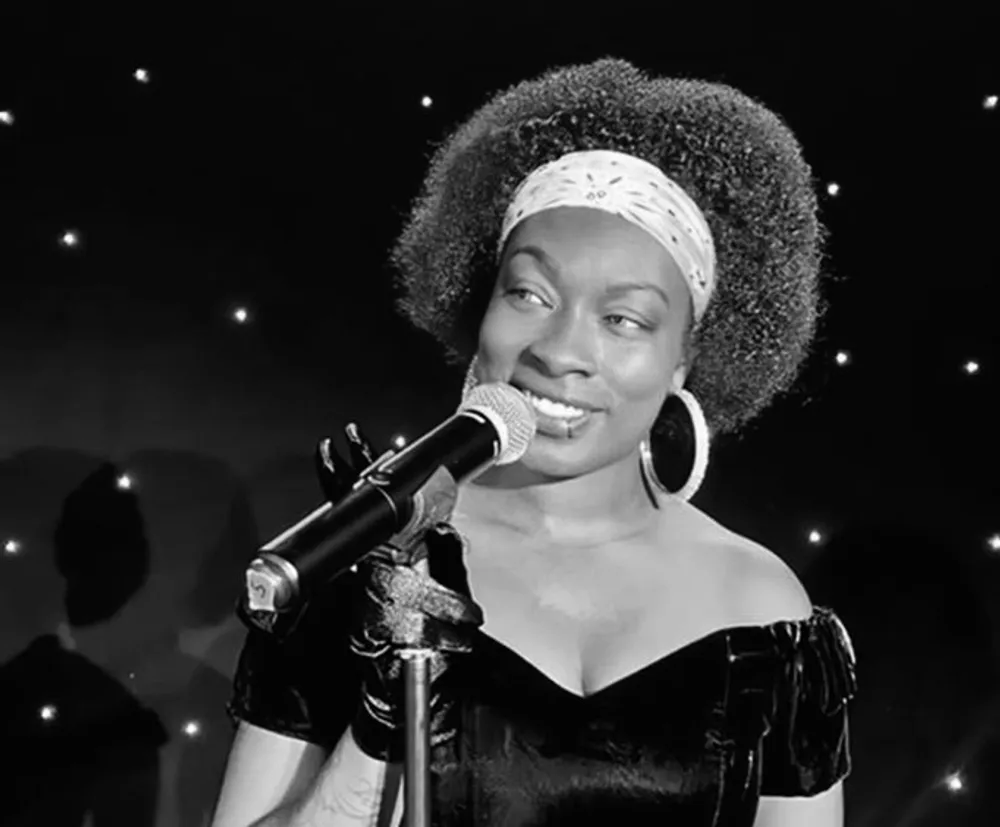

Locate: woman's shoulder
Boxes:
[725,536,814,626]
[670,501,855,677]
[661,496,814,627]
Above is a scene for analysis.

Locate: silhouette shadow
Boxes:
[0,460,168,827]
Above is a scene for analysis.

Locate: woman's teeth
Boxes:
[521,390,587,419]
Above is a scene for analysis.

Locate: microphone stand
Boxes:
[394,465,459,827]
[400,650,433,827]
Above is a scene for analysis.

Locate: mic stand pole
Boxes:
[400,650,433,827]
[393,464,459,827]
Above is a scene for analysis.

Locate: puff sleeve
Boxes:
[225,569,364,750]
[758,606,858,797]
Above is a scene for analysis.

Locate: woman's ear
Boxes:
[671,362,689,393]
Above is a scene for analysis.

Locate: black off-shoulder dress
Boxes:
[227,555,857,826]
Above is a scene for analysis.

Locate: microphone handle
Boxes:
[248,480,402,611]
[372,408,502,493]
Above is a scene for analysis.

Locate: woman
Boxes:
[211,57,858,827]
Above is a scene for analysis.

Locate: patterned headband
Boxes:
[498,149,716,325]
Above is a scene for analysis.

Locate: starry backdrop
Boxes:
[0,3,998,826]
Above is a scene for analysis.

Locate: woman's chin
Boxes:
[516,435,597,479]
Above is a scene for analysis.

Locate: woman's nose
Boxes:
[526,311,596,375]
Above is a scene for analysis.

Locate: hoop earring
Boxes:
[639,388,710,503]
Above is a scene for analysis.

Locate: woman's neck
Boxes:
[455,451,662,547]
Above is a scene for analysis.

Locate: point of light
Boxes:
[826,182,840,197]
[393,435,407,449]
[133,68,150,84]
[183,720,201,738]
[834,350,851,366]
[421,95,433,108]
[116,474,133,490]
[945,772,965,792]
[987,534,1000,553]
[232,307,250,324]
[984,94,997,110]
[39,704,57,721]
[4,539,20,555]
[962,360,980,375]
[808,529,823,545]
[59,230,81,248]
[0,110,14,126]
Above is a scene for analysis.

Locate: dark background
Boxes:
[0,2,997,825]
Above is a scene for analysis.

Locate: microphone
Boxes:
[244,382,536,612]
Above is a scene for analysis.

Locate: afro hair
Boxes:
[390,57,831,440]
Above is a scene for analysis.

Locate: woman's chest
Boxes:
[456,522,735,698]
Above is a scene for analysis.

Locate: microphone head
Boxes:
[461,382,537,465]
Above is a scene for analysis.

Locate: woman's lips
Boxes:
[532,408,595,439]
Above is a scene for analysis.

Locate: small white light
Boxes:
[129,672,136,680]
[233,307,250,324]
[962,360,979,375]
[945,772,964,792]
[834,351,850,366]
[826,182,840,197]
[421,95,433,108]
[116,474,133,490]
[393,435,407,449]
[39,704,58,721]
[0,110,14,126]
[183,720,201,738]
[984,95,997,110]
[4,539,20,555]
[987,534,1000,553]
[59,230,81,248]
[133,68,150,84]
[808,529,823,545]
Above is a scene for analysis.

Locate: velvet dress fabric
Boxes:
[227,554,857,826]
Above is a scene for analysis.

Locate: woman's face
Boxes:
[475,206,692,480]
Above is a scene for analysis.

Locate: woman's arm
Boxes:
[211,722,404,827]
[754,781,844,827]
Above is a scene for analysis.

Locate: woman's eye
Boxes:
[606,314,647,332]
[506,287,545,305]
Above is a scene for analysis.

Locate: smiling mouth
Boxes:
[511,383,597,415]
[520,390,590,418]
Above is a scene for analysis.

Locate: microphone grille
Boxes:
[461,382,537,465]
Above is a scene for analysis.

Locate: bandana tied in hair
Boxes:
[498,149,717,325]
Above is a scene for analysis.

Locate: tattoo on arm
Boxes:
[297,740,385,826]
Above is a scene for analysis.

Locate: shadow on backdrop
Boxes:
[0,460,168,827]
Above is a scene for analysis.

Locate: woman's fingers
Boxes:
[316,437,354,503]
[345,422,377,469]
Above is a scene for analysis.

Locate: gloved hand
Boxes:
[315,422,484,763]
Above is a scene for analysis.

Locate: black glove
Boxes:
[315,422,484,763]
[315,421,382,505]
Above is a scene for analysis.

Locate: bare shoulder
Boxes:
[726,534,814,624]
[667,498,814,626]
